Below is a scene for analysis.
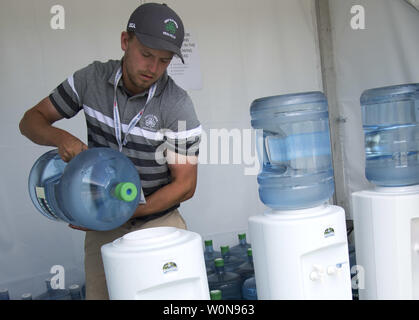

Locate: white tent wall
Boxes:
[0,0,321,298]
[327,0,419,222]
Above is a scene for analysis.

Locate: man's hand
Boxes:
[58,136,88,162]
[69,224,92,232]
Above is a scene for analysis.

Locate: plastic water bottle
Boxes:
[220,245,245,272]
[81,283,86,300]
[28,147,141,231]
[242,277,258,300]
[34,278,72,300]
[21,293,32,300]
[348,244,359,300]
[69,284,82,300]
[360,83,419,186]
[250,91,335,210]
[0,288,10,300]
[229,233,251,260]
[210,289,222,300]
[203,240,221,273]
[235,248,255,282]
[207,258,242,300]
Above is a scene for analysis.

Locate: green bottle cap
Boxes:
[238,233,246,240]
[220,245,230,254]
[214,258,224,267]
[247,248,253,256]
[114,182,138,202]
[204,240,213,246]
[210,290,222,300]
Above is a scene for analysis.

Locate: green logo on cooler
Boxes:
[163,261,178,273]
[324,227,335,238]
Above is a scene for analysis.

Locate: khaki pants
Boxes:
[84,209,187,300]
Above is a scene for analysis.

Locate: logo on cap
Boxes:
[128,22,136,29]
[163,18,178,39]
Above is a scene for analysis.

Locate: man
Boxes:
[19,3,201,299]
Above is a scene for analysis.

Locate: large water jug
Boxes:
[21,293,32,300]
[250,92,335,210]
[28,147,141,231]
[229,233,251,260]
[34,279,72,300]
[210,289,222,300]
[69,284,83,300]
[207,258,242,300]
[242,277,258,300]
[203,240,221,273]
[235,248,255,282]
[348,244,359,300]
[360,83,419,186]
[0,288,10,300]
[220,245,245,272]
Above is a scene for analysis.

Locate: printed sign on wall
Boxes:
[167,32,203,91]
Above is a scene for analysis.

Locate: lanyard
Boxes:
[113,67,157,151]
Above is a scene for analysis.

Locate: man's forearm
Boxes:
[132,179,195,218]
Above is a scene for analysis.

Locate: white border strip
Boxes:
[83,104,201,141]
[67,75,80,103]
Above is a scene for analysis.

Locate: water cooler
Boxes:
[352,83,419,300]
[248,92,352,300]
[101,227,210,300]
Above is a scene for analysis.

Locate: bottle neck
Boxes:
[221,252,230,259]
[205,245,214,253]
[215,265,225,274]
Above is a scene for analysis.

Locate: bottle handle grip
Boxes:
[264,134,288,165]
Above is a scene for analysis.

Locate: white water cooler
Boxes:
[101,227,210,300]
[249,204,353,300]
[352,185,419,300]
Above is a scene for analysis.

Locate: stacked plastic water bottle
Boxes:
[0,281,85,300]
[204,233,257,300]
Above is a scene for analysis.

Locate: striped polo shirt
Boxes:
[49,59,201,217]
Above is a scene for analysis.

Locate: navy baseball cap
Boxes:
[127,3,185,63]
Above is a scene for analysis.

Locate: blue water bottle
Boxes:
[250,92,335,210]
[203,240,221,274]
[21,293,33,300]
[242,277,258,300]
[229,233,251,260]
[235,248,255,282]
[28,147,141,231]
[220,245,245,272]
[207,258,242,300]
[360,83,419,186]
[69,284,83,300]
[34,278,72,300]
[210,289,222,300]
[0,288,10,300]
